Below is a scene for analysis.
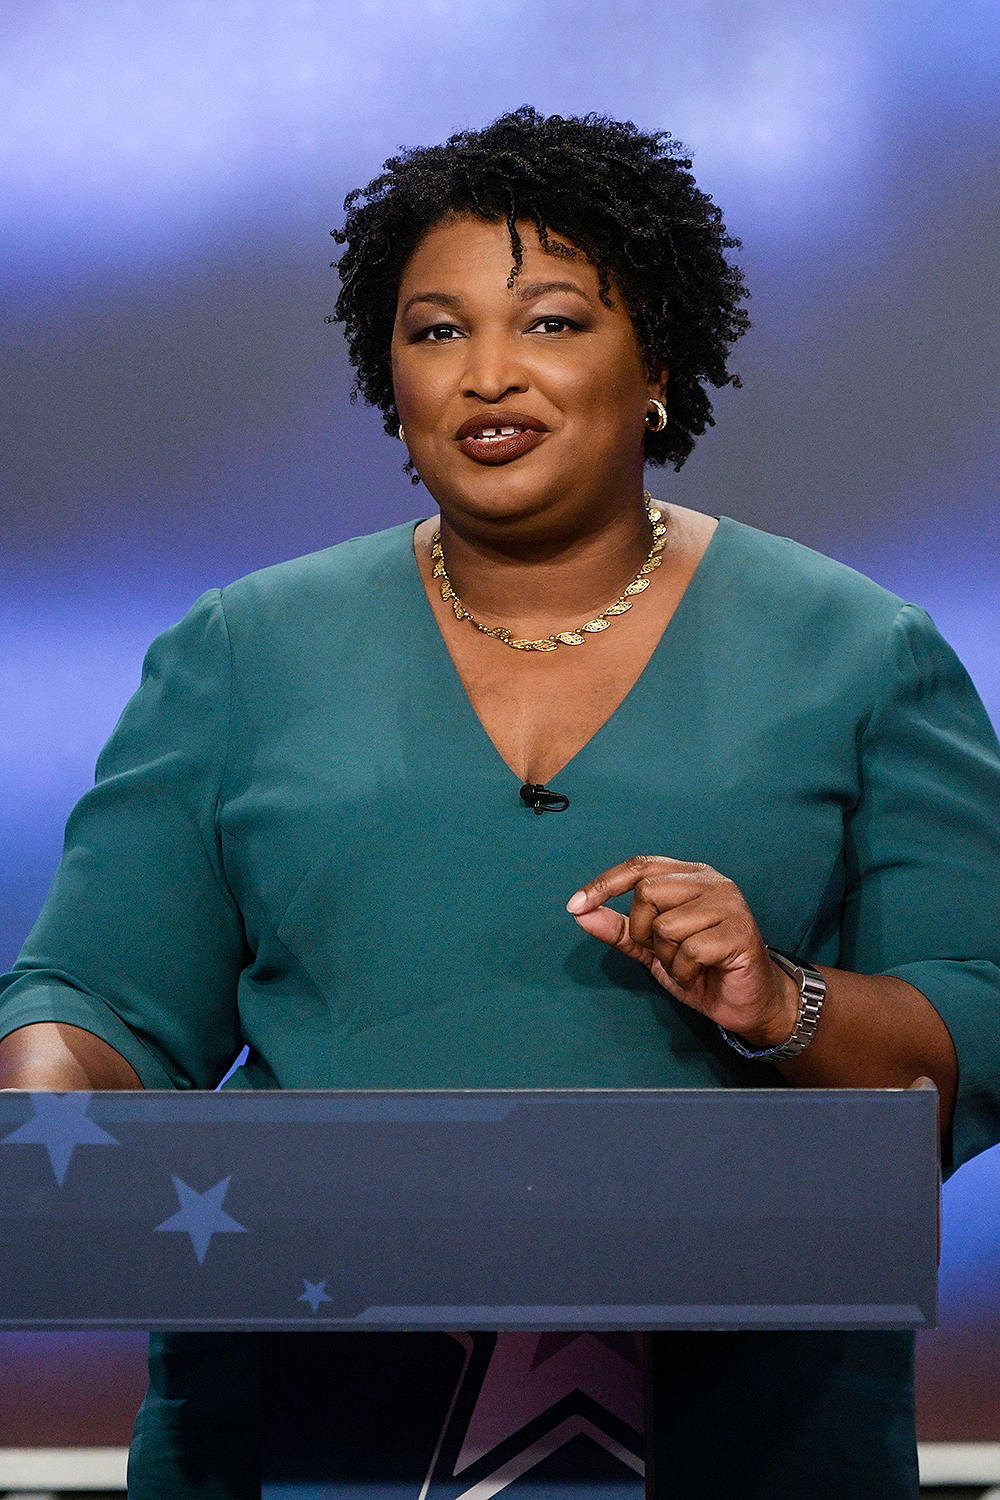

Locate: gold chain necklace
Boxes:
[430,492,668,652]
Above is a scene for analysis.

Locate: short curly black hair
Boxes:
[329,106,749,476]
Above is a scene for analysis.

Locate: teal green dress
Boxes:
[4,514,1000,1496]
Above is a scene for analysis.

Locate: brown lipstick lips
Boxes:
[454,410,550,465]
[454,410,548,441]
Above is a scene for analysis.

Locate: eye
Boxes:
[528,315,581,335]
[412,323,464,343]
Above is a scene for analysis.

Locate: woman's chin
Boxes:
[432,473,576,531]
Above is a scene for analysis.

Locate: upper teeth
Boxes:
[477,426,522,439]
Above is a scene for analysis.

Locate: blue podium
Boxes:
[0,1087,939,1496]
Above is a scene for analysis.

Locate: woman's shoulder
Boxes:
[712,514,909,638]
[218,517,422,624]
[688,514,954,711]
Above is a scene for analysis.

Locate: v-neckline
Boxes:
[402,512,731,788]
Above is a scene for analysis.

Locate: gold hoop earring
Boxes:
[645,399,667,434]
[397,424,406,442]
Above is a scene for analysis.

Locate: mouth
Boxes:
[454,412,549,466]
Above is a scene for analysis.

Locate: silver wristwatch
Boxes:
[717,947,826,1060]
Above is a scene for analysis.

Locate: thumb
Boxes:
[572,905,687,999]
[572,906,652,967]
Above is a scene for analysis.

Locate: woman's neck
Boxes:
[421,491,662,635]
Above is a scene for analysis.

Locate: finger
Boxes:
[571,906,657,972]
[631,890,730,950]
[670,944,706,987]
[645,955,692,1003]
[572,905,709,1008]
[669,922,747,986]
[567,855,711,915]
[649,913,718,979]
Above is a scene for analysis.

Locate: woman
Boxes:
[2,106,1000,1497]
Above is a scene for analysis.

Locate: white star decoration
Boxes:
[154,1175,247,1264]
[1,1092,118,1185]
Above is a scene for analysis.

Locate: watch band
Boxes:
[717,946,826,1060]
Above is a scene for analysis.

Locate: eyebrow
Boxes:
[401,280,595,318]
[511,280,594,304]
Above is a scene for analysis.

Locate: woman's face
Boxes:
[391,214,666,531]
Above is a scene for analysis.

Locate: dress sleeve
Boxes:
[840,603,1000,1175]
[0,590,250,1089]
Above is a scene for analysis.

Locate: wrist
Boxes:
[736,962,802,1050]
[717,949,826,1062]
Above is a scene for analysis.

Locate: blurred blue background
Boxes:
[1,0,998,1441]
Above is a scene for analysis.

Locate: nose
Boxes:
[459,331,528,405]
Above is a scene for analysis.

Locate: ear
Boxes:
[646,362,669,404]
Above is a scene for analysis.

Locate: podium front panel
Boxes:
[0,1088,938,1331]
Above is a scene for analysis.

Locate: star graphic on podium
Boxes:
[154,1175,247,1264]
[1,1092,118,1185]
[298,1279,333,1313]
[422,1331,645,1496]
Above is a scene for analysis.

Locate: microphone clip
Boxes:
[519,782,570,815]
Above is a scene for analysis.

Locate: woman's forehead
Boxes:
[397,214,600,303]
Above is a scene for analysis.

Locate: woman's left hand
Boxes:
[566,855,799,1047]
